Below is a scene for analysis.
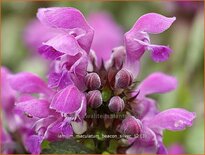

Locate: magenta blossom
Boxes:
[9,72,86,153]
[2,7,196,154]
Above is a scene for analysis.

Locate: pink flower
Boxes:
[2,7,196,154]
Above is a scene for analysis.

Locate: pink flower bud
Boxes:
[87,90,102,109]
[115,69,133,89]
[111,46,126,70]
[120,116,142,135]
[108,96,125,113]
[85,73,101,90]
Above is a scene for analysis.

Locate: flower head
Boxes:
[2,7,196,154]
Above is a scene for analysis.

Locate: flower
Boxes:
[124,13,176,78]
[119,109,195,154]
[2,7,196,154]
[9,71,87,153]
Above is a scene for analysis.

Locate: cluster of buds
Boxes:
[1,7,196,154]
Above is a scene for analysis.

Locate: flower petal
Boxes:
[9,72,51,95]
[126,127,158,154]
[149,44,173,62]
[24,135,43,154]
[37,7,94,52]
[132,98,158,120]
[15,99,51,118]
[137,72,177,98]
[50,85,83,114]
[131,13,176,34]
[42,34,83,56]
[146,108,196,131]
[133,39,173,62]
[38,45,63,60]
[45,118,73,140]
[124,13,175,70]
[48,72,73,89]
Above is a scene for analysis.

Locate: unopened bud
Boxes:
[120,116,142,135]
[112,46,126,70]
[108,96,125,113]
[85,73,101,90]
[87,90,102,109]
[115,69,133,89]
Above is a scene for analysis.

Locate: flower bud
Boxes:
[85,73,101,90]
[111,46,126,70]
[120,116,142,135]
[115,69,133,89]
[108,96,125,113]
[87,90,102,109]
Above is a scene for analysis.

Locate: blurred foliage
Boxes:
[1,1,204,154]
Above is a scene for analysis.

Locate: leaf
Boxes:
[41,139,95,154]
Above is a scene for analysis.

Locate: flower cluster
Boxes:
[1,7,196,154]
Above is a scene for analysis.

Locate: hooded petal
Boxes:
[50,85,84,114]
[124,13,175,71]
[37,7,94,52]
[145,108,196,131]
[130,13,176,34]
[9,72,52,95]
[41,34,83,56]
[15,99,51,118]
[88,12,123,64]
[136,72,177,98]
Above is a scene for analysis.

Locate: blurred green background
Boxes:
[1,1,204,154]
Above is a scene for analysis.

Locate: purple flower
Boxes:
[120,109,195,154]
[124,13,175,78]
[8,70,87,153]
[36,7,94,91]
[3,7,196,154]
[37,7,94,53]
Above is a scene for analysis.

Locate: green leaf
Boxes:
[41,139,95,154]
